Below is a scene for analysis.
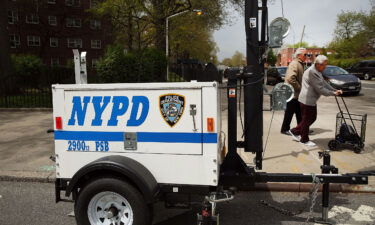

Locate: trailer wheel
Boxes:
[74,177,151,225]
[328,140,338,151]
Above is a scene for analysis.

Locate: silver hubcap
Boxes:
[365,74,369,80]
[88,191,134,225]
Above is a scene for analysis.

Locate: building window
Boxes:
[67,38,82,48]
[8,11,18,24]
[91,40,101,49]
[66,17,81,27]
[47,0,56,4]
[51,58,60,66]
[48,16,57,26]
[50,38,58,47]
[27,36,41,46]
[92,58,99,68]
[65,0,80,7]
[90,19,101,30]
[26,14,39,24]
[9,35,20,48]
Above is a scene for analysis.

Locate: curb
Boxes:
[1,175,375,193]
[0,175,55,183]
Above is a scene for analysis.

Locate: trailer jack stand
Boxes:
[314,150,338,225]
[197,192,234,225]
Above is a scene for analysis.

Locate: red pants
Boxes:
[291,103,317,143]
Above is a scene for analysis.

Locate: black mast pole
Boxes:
[244,0,266,169]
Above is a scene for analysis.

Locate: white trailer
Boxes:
[53,82,223,225]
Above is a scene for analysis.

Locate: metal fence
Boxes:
[0,62,221,108]
[0,67,74,108]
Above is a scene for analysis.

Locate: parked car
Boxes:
[346,60,375,80]
[266,66,286,85]
[323,65,361,95]
[223,67,243,78]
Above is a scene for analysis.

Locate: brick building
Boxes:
[276,48,334,66]
[6,0,112,69]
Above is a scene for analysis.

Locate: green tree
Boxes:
[287,42,319,48]
[221,58,233,67]
[96,45,167,82]
[169,12,219,62]
[231,51,246,67]
[266,49,277,66]
[328,9,375,58]
[91,0,244,59]
[334,11,364,40]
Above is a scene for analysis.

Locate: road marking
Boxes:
[0,195,2,199]
[362,87,375,90]
[327,205,375,223]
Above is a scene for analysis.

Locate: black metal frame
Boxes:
[218,0,370,223]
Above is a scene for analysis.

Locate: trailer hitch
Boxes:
[197,191,234,225]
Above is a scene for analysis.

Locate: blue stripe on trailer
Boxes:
[54,131,217,143]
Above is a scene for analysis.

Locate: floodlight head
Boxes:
[269,17,291,48]
[271,83,294,111]
[270,17,291,38]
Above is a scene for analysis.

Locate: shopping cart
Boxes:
[328,96,367,154]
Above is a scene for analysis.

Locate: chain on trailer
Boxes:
[259,174,321,223]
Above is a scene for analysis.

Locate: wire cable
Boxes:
[219,76,264,89]
[263,110,275,159]
[238,80,245,137]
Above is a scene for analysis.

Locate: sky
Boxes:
[213,0,373,61]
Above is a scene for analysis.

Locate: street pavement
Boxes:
[0,80,374,224]
[221,80,375,186]
[0,181,374,225]
[0,81,374,186]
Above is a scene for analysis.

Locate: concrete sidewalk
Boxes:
[0,97,374,191]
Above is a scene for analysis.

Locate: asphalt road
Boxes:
[0,181,374,225]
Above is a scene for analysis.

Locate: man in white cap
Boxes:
[281,48,306,135]
[289,55,343,147]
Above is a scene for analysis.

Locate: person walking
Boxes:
[280,48,306,135]
[288,55,343,147]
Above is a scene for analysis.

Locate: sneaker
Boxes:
[288,130,301,142]
[302,141,316,147]
[281,130,291,136]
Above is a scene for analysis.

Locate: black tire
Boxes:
[328,140,338,150]
[354,146,362,154]
[75,177,151,225]
[364,73,371,80]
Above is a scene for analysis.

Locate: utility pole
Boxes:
[299,25,305,47]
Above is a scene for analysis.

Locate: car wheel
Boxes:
[364,73,371,80]
[75,177,151,225]
[352,91,360,96]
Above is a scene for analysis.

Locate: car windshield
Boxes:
[323,67,349,76]
[277,67,287,75]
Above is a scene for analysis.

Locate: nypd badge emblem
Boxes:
[159,94,185,127]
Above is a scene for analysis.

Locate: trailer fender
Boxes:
[65,155,159,203]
